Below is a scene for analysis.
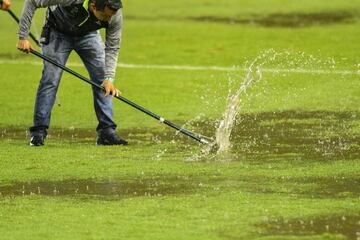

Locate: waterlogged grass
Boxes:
[1,194,359,240]
[1,0,360,239]
[1,118,359,239]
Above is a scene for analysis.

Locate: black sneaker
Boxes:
[29,127,47,147]
[30,135,45,146]
[96,128,128,146]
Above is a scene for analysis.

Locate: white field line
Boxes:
[0,59,359,75]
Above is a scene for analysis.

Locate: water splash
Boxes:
[187,49,350,161]
[213,49,284,153]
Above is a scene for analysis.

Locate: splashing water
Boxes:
[213,50,283,153]
[193,49,343,160]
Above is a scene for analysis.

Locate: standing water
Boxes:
[198,49,339,158]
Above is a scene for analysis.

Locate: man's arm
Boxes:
[104,8,122,82]
[19,0,78,40]
[0,0,11,11]
[101,8,122,97]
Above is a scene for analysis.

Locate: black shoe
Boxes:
[30,135,45,146]
[29,127,47,147]
[96,128,128,146]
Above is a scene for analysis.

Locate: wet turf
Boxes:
[3,110,359,158]
[126,10,359,28]
[192,111,360,162]
[1,174,358,201]
[0,177,199,200]
[259,214,360,240]
[189,11,358,28]
[1,0,360,239]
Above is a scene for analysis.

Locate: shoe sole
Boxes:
[30,137,44,146]
[30,142,44,146]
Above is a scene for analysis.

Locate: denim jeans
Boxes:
[30,29,117,135]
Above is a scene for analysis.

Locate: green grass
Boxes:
[0,0,360,239]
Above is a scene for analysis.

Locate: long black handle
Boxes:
[30,49,209,144]
[7,9,41,47]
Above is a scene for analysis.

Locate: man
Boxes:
[0,0,11,11]
[17,0,128,146]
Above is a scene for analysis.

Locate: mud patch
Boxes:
[0,177,202,200]
[259,214,360,240]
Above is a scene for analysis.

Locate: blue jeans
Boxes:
[30,30,117,134]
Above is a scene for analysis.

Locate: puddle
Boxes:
[289,177,360,199]
[259,214,360,240]
[0,175,358,201]
[0,177,201,200]
[126,10,358,28]
[2,111,360,161]
[193,111,360,162]
[236,176,360,199]
[190,11,357,27]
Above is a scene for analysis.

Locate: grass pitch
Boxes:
[0,0,360,239]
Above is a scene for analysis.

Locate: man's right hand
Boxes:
[0,0,11,11]
[16,39,34,53]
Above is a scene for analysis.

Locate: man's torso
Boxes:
[47,2,109,37]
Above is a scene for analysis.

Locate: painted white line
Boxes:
[0,59,359,75]
[118,62,238,72]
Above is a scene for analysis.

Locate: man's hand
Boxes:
[0,0,11,11]
[102,80,121,97]
[16,39,34,53]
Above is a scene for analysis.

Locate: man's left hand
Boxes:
[102,80,121,97]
